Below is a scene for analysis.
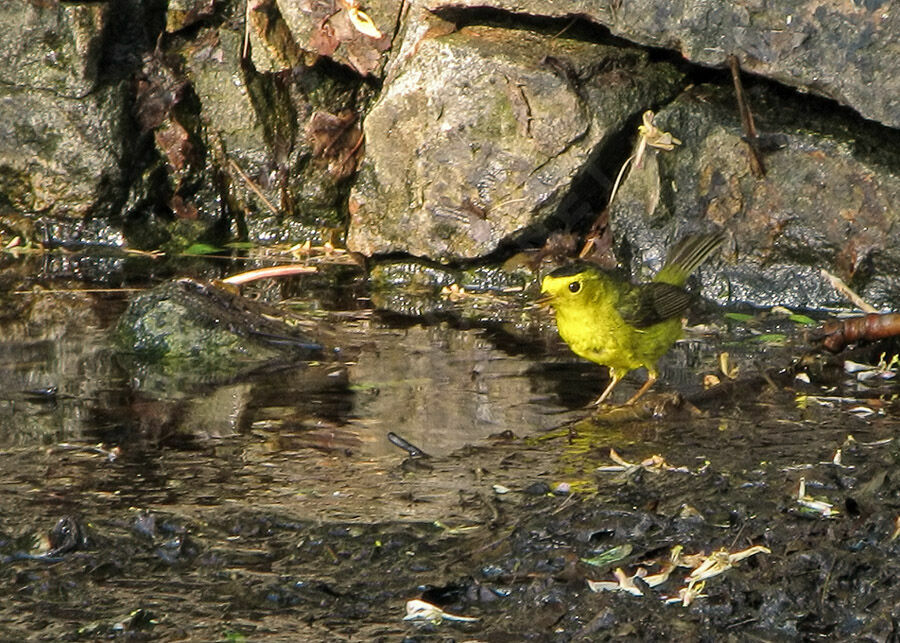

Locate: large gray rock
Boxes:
[428,0,900,129]
[609,85,900,310]
[0,1,107,98]
[0,1,131,225]
[347,24,683,260]
[0,83,128,220]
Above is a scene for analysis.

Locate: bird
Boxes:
[540,232,724,406]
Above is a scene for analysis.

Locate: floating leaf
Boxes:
[750,333,786,344]
[724,312,754,322]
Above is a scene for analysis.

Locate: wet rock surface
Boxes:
[132,8,363,251]
[0,1,108,98]
[0,0,148,236]
[115,278,323,389]
[348,23,683,260]
[0,82,130,221]
[1,0,899,306]
[276,0,398,76]
[609,84,900,310]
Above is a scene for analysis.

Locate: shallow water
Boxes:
[2,255,900,640]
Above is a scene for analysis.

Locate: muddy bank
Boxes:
[3,381,900,640]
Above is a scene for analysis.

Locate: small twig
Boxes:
[386,432,430,459]
[12,288,145,295]
[821,268,877,313]
[242,0,252,60]
[728,54,766,178]
[338,131,365,171]
[228,158,280,215]
[578,154,632,258]
[551,17,578,40]
[579,110,678,259]
[607,154,634,210]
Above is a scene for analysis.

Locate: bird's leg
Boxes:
[624,370,658,406]
[591,370,622,406]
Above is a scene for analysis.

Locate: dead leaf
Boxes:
[154,119,193,173]
[310,21,340,58]
[307,110,358,158]
[306,110,363,178]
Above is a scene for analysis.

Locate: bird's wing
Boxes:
[617,282,693,329]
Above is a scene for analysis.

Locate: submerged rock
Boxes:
[608,85,900,310]
[369,258,534,319]
[116,278,322,375]
[348,23,683,260]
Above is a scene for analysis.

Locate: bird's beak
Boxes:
[536,292,554,308]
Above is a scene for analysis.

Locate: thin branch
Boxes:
[228,158,280,215]
[821,268,877,313]
[728,54,766,178]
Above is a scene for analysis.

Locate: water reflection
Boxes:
[1,282,896,476]
[342,321,580,456]
[0,290,581,456]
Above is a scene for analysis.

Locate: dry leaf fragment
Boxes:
[718,352,739,379]
[596,449,690,474]
[403,599,479,623]
[341,0,383,38]
[796,477,839,517]
[590,544,769,607]
[685,545,770,583]
[890,516,900,541]
[347,7,382,38]
[634,109,682,168]
[587,564,674,595]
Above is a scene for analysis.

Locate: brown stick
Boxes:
[228,158,280,215]
[728,54,766,178]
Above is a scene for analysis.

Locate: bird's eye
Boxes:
[568,281,581,293]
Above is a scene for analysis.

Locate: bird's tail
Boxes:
[654,232,725,286]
